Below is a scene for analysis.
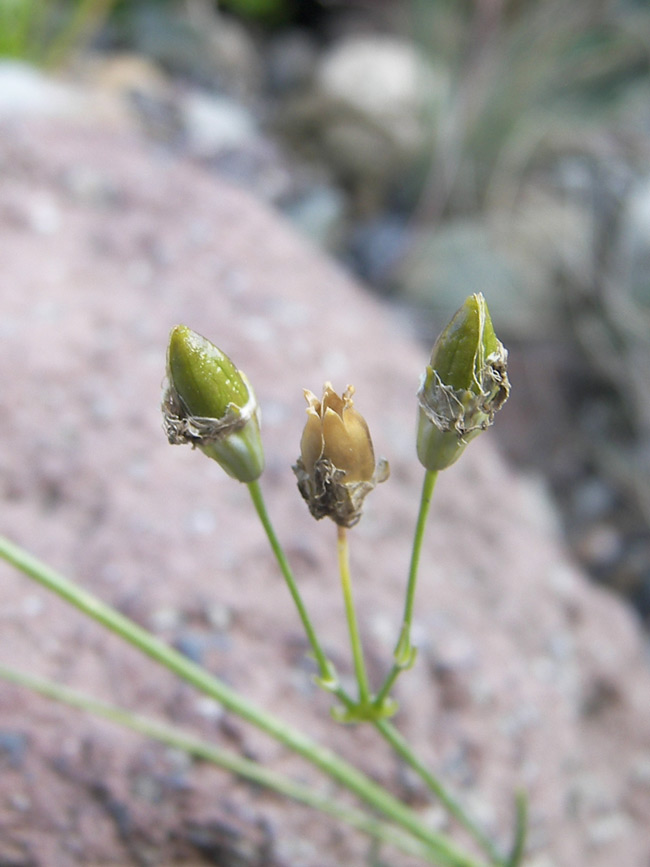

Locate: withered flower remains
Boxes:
[293,383,389,528]
[162,325,264,483]
[417,293,509,471]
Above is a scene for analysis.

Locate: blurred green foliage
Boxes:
[412,0,650,217]
[220,0,291,23]
[0,0,288,70]
[110,0,293,28]
[0,0,115,67]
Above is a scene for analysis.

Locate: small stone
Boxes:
[132,773,162,804]
[181,92,258,159]
[568,773,617,815]
[461,793,496,832]
[546,630,574,662]
[90,394,115,422]
[0,731,28,768]
[419,805,449,831]
[205,603,232,632]
[630,751,650,786]
[525,857,558,867]
[150,607,183,632]
[174,632,207,664]
[27,194,62,235]
[164,748,193,775]
[9,793,31,811]
[186,508,217,536]
[194,697,224,723]
[498,703,540,737]
[21,595,44,618]
[587,812,634,848]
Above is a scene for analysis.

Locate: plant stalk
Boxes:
[0,663,443,864]
[374,719,505,866]
[403,469,438,630]
[337,524,372,705]
[375,469,438,707]
[506,791,528,867]
[248,480,337,687]
[0,534,483,867]
[248,476,504,862]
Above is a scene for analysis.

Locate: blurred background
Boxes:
[2,0,650,626]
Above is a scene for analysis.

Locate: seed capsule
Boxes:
[293,383,389,528]
[416,294,509,471]
[163,326,264,483]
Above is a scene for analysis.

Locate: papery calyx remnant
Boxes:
[162,325,264,483]
[293,383,389,528]
[417,293,510,472]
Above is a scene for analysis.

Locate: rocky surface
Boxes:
[1,114,650,866]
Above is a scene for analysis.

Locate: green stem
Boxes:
[337,525,371,706]
[374,719,505,866]
[248,476,507,863]
[247,480,337,688]
[0,534,483,867]
[0,664,441,864]
[373,657,402,710]
[375,469,438,707]
[247,483,359,718]
[403,469,438,631]
[506,791,528,867]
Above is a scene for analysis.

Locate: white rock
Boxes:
[0,61,128,126]
[587,812,634,848]
[313,36,449,181]
[181,90,258,157]
[317,36,447,155]
[0,62,83,118]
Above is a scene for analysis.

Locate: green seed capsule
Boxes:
[416,294,509,472]
[163,326,264,483]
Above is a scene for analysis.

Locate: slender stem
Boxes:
[247,480,334,685]
[375,469,438,707]
[247,483,360,718]
[373,661,402,709]
[374,719,504,866]
[403,469,438,629]
[506,791,528,867]
[250,471,506,864]
[0,534,484,867]
[0,664,442,865]
[337,525,371,705]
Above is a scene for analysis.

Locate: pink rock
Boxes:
[0,118,649,866]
